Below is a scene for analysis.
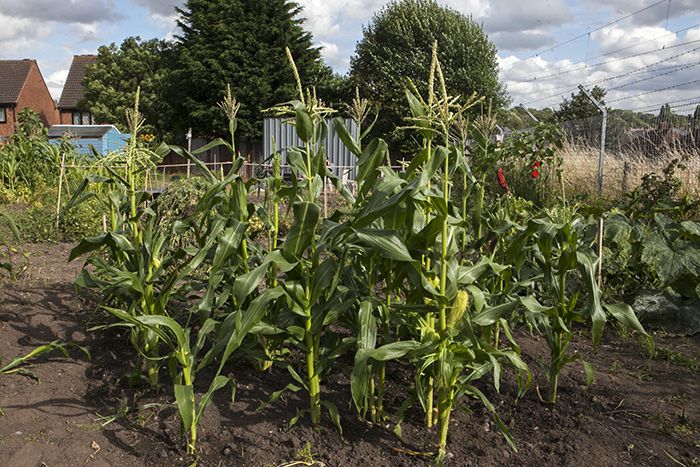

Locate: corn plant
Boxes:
[255,49,359,433]
[0,212,28,280]
[331,48,528,463]
[67,89,172,389]
[516,216,653,403]
[241,144,290,371]
[1,340,90,416]
[101,285,282,454]
[0,109,60,198]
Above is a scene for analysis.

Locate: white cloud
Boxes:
[297,0,347,38]
[491,30,557,53]
[0,13,54,42]
[1,0,697,112]
[319,41,350,69]
[445,0,491,19]
[46,68,69,100]
[580,0,700,26]
[341,0,391,22]
[0,0,121,23]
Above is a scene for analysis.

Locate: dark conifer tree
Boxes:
[174,0,331,142]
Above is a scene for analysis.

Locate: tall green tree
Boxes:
[79,37,176,139]
[349,0,509,155]
[174,0,332,142]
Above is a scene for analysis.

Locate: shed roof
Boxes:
[58,55,97,109]
[0,59,35,105]
[48,124,120,139]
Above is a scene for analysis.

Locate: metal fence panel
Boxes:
[517,99,700,198]
[263,117,359,181]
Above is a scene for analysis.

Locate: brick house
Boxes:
[58,55,97,125]
[0,59,59,140]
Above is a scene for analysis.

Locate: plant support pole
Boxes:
[186,127,192,179]
[578,85,606,196]
[597,218,604,288]
[56,153,65,231]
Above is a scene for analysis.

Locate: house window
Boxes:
[0,107,6,124]
[72,111,92,125]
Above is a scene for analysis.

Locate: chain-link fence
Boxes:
[556,98,700,199]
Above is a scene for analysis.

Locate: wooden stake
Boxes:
[56,153,65,230]
[597,218,604,289]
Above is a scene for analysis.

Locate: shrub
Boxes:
[151,176,212,247]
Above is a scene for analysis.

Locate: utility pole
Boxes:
[577,85,606,196]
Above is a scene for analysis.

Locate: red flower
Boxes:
[532,170,539,178]
[497,168,509,193]
[533,160,540,168]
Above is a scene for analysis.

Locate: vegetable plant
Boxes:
[0,212,28,279]
[333,47,529,463]
[67,88,172,389]
[516,215,653,403]
[257,50,357,432]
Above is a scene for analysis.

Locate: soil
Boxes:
[1,242,699,467]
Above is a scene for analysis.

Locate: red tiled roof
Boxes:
[58,55,97,109]
[0,59,34,105]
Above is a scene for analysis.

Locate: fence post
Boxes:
[519,103,538,123]
[578,85,607,196]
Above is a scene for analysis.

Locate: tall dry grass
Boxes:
[560,140,700,200]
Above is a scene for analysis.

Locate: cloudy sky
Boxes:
[1,0,699,114]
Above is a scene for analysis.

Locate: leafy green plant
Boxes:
[257,51,356,432]
[0,212,27,279]
[67,89,172,389]
[516,216,652,402]
[0,340,90,415]
[150,176,211,248]
[0,109,59,198]
[602,211,700,300]
[501,122,564,207]
[331,48,528,464]
[102,286,280,454]
[620,157,697,222]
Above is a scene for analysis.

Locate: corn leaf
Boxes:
[173,384,194,431]
[604,303,654,357]
[576,250,606,348]
[292,100,313,143]
[355,228,414,262]
[282,202,320,261]
[195,375,233,425]
[331,117,361,156]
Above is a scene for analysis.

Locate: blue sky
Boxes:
[1,0,699,114]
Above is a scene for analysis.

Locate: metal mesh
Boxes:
[556,98,700,198]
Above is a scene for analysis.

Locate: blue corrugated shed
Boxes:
[48,125,131,156]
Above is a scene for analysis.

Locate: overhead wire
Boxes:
[607,78,700,104]
[522,0,669,61]
[524,36,700,83]
[513,0,700,109]
[627,96,700,114]
[607,61,700,91]
[520,45,700,105]
[519,23,699,82]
